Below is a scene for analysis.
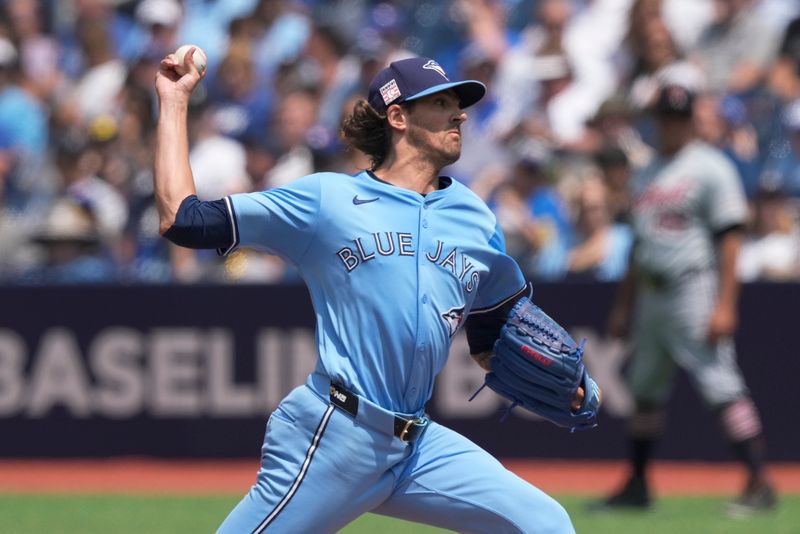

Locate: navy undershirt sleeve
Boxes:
[465,282,532,355]
[162,195,234,250]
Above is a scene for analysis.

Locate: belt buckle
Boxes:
[399,417,427,442]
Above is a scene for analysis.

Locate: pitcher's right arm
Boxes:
[153,48,234,251]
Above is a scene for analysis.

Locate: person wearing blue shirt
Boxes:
[0,37,49,209]
[563,178,633,282]
[154,50,577,533]
[489,148,573,281]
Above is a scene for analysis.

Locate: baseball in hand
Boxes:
[173,44,207,76]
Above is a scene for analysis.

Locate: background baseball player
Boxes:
[594,84,776,516]
[154,49,591,533]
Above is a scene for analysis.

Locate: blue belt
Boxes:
[307,373,428,443]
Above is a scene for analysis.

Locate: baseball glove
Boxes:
[472,296,601,431]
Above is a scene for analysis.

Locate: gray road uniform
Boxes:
[628,139,749,406]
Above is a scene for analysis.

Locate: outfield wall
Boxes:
[0,283,796,461]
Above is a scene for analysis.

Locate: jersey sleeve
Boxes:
[222,173,321,263]
[705,157,747,232]
[471,222,527,312]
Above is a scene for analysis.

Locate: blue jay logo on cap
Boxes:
[422,60,448,80]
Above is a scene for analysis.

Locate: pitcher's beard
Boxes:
[438,144,461,167]
[407,128,462,169]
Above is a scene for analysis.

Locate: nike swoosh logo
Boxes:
[353,195,379,205]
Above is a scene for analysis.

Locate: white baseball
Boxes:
[173,44,207,76]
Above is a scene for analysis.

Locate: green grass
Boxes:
[0,494,797,533]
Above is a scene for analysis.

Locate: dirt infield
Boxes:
[0,460,798,495]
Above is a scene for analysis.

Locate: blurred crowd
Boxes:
[1,0,799,284]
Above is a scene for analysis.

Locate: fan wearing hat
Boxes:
[153,54,577,532]
[22,197,116,284]
[593,83,777,515]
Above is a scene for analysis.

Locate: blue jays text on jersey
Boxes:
[221,170,525,414]
[336,234,481,293]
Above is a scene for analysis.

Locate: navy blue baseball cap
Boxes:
[654,84,695,117]
[367,57,486,112]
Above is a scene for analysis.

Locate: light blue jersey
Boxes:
[224,170,525,413]
[215,170,573,534]
[167,54,575,533]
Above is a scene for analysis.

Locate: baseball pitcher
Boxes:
[154,49,600,533]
